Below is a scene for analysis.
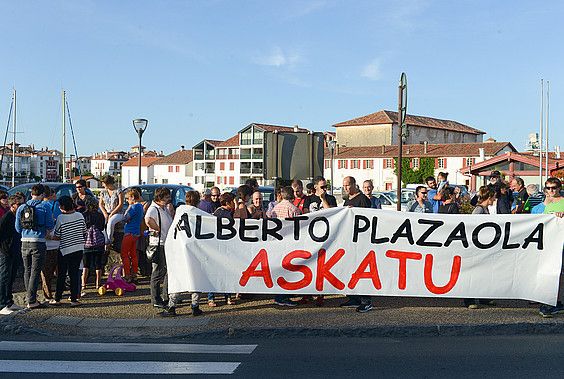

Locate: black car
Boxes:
[8,182,93,200]
[123,184,195,208]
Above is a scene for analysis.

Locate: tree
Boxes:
[393,157,435,187]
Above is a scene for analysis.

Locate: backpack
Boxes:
[85,225,105,248]
[20,203,38,230]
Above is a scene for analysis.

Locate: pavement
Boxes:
[2,275,564,340]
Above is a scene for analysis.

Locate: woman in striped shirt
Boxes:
[48,196,86,307]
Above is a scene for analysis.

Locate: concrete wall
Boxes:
[153,164,193,186]
[390,125,482,145]
[336,124,393,147]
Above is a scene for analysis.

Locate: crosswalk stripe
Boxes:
[0,341,257,354]
[0,360,241,375]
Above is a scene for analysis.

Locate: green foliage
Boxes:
[393,157,436,186]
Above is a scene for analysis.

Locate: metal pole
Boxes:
[330,147,334,195]
[12,88,16,187]
[62,90,66,182]
[138,132,143,185]
[396,73,407,211]
[539,79,543,187]
[546,81,549,178]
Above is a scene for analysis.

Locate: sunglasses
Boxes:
[420,191,428,195]
[211,194,219,197]
[319,186,327,189]
[546,186,559,190]
[76,185,83,189]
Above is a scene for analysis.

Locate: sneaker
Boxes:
[468,304,480,309]
[160,307,177,317]
[27,302,43,309]
[70,301,82,307]
[0,306,14,315]
[226,298,236,305]
[8,304,24,311]
[356,303,373,313]
[192,307,203,316]
[274,298,298,307]
[339,299,361,308]
[208,300,217,307]
[49,299,62,306]
[153,302,166,309]
[539,304,555,318]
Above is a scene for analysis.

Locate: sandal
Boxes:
[208,300,217,307]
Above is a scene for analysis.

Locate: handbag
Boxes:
[145,206,162,263]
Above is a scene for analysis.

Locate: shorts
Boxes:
[83,247,105,270]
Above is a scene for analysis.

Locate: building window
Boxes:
[229,162,235,171]
[384,159,394,169]
[229,176,234,185]
[437,158,447,169]
[412,158,419,169]
[220,162,225,170]
[465,157,475,166]
[363,159,373,169]
[176,166,180,172]
[168,166,173,172]
[351,160,360,169]
[162,178,168,184]
[217,177,222,184]
[337,159,348,169]
[325,160,331,169]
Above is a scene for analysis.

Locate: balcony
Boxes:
[205,168,215,174]
[240,139,252,145]
[194,152,204,160]
[240,167,251,174]
[253,138,263,144]
[252,153,263,160]
[251,167,263,174]
[240,153,252,159]
[217,154,240,160]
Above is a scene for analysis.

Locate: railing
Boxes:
[251,168,263,174]
[217,154,240,160]
[240,167,251,174]
[252,153,263,159]
[205,168,215,174]
[253,139,263,144]
[240,153,252,159]
[240,139,252,145]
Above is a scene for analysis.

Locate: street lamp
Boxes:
[327,140,337,195]
[132,118,148,185]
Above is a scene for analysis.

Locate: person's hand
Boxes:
[320,191,326,199]
[554,212,564,218]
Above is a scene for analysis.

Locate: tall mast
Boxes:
[539,79,543,186]
[545,81,550,179]
[12,88,16,187]
[62,90,66,182]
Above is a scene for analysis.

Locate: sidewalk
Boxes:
[2,280,564,340]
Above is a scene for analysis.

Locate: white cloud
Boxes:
[361,59,382,80]
[253,47,302,68]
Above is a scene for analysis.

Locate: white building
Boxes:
[152,148,194,185]
[91,151,129,178]
[121,157,160,187]
[30,150,61,181]
[325,141,516,191]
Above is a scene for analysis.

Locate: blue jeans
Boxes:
[21,241,46,305]
[0,252,19,308]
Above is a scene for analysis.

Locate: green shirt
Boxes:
[544,198,564,214]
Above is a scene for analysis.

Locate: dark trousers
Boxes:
[149,246,168,305]
[21,241,46,304]
[55,250,83,302]
[0,252,19,308]
[41,249,59,299]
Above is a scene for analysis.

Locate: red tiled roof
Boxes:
[333,110,485,135]
[122,157,160,167]
[153,150,193,165]
[251,123,309,133]
[325,142,514,159]
[217,135,240,147]
[205,139,224,146]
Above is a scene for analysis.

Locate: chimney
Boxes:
[381,145,385,154]
[423,141,428,154]
[181,145,185,151]
[293,125,299,132]
[479,147,485,160]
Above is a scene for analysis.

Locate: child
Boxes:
[121,188,144,283]
[81,198,106,295]
[437,172,449,193]
[49,196,86,306]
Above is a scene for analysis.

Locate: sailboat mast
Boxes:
[539,79,543,186]
[12,88,16,188]
[545,81,549,179]
[62,90,66,183]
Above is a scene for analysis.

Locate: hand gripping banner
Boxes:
[165,206,564,305]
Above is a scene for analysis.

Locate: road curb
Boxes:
[170,322,564,339]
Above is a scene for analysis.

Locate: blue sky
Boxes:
[1,0,562,156]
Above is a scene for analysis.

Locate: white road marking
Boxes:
[0,341,257,354]
[0,360,240,375]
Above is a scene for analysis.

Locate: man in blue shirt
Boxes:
[426,176,441,213]
[15,184,54,309]
[362,180,382,209]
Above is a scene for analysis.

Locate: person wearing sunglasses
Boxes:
[538,177,564,318]
[72,179,94,214]
[407,186,433,213]
[304,176,337,212]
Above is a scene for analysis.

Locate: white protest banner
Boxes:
[165,205,564,305]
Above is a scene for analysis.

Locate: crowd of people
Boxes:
[0,172,563,318]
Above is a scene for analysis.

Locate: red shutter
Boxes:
[345,160,349,169]
[409,159,413,168]
[443,158,447,169]
[392,159,395,169]
[434,158,439,169]
[462,158,466,167]
[383,159,386,168]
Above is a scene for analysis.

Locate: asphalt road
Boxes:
[0,335,562,378]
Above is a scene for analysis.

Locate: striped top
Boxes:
[54,212,86,255]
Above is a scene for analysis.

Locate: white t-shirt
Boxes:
[145,203,173,246]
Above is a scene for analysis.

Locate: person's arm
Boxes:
[99,195,109,219]
[14,207,22,233]
[51,217,62,241]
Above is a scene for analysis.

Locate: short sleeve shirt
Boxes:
[343,193,371,208]
[305,194,337,212]
[145,203,173,245]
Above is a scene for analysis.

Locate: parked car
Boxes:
[8,182,93,201]
[0,184,9,192]
[123,184,194,209]
[373,191,409,212]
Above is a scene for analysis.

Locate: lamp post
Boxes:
[396,73,408,211]
[132,118,148,185]
[328,140,337,195]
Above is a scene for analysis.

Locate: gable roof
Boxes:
[326,142,514,159]
[240,123,309,134]
[217,134,240,147]
[333,110,485,135]
[122,157,160,167]
[463,151,564,173]
[153,149,193,165]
